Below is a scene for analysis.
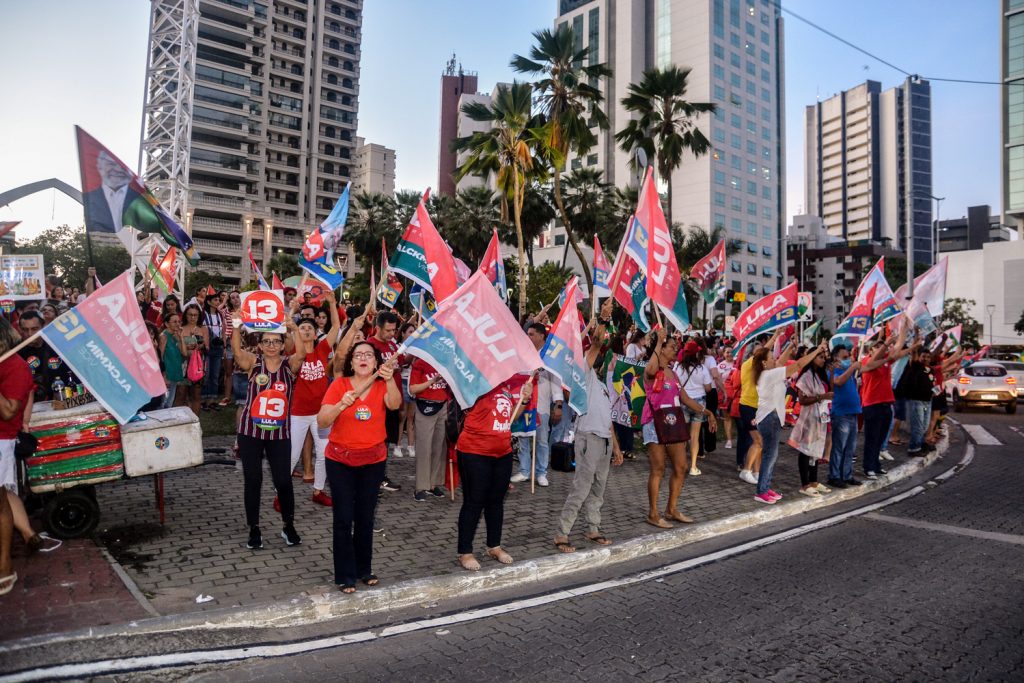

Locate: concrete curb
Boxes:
[1,436,948,651]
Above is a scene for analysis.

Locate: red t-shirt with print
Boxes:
[409,359,451,402]
[456,382,516,457]
[861,362,895,407]
[0,355,34,438]
[322,376,388,452]
[290,338,333,415]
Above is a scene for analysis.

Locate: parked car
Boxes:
[994,360,1024,398]
[951,361,1017,414]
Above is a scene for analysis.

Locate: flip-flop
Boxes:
[338,583,356,594]
[554,541,576,553]
[38,532,63,553]
[585,535,612,546]
[645,517,673,529]
[0,572,17,596]
[360,574,379,586]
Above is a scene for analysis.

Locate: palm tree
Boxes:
[442,186,501,265]
[512,25,612,300]
[678,224,741,326]
[346,191,399,274]
[615,65,716,227]
[452,81,540,318]
[561,167,611,263]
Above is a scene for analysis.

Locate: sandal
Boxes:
[486,546,514,564]
[360,574,379,586]
[458,554,481,571]
[553,539,576,553]
[338,582,356,594]
[585,534,612,546]
[217,398,231,407]
[645,517,673,529]
[664,511,695,524]
[0,572,17,596]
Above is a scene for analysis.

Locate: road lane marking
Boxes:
[1,440,979,683]
[865,513,1024,546]
[961,424,1002,446]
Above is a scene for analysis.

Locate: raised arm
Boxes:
[324,290,341,347]
[286,318,304,375]
[786,341,828,379]
[230,316,256,371]
[334,305,373,375]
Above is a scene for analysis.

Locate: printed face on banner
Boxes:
[239,289,285,332]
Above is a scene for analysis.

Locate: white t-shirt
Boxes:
[717,359,735,377]
[625,343,644,360]
[575,368,612,438]
[674,363,712,400]
[755,366,788,425]
[703,356,720,383]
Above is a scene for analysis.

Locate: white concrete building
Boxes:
[552,0,787,300]
[453,84,508,193]
[945,240,1024,346]
[352,137,396,196]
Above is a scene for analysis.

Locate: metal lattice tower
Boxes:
[139,0,199,225]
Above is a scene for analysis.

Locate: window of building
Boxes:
[761,48,770,64]
[554,233,566,246]
[715,213,727,230]
[714,43,724,59]
[761,87,771,102]
[762,186,772,200]
[730,133,741,149]
[713,128,726,143]
[731,261,742,273]
[748,283,759,295]
[747,221,757,235]
[746,100,757,116]
[761,126,771,140]
[731,154,742,170]
[761,67,770,82]
[731,196,742,211]
[714,191,726,207]
[731,175,740,189]
[746,21,755,36]
[762,245,773,256]
[714,84,726,100]
[761,30,770,44]
[714,0,725,37]
[762,206,772,219]
[731,217,743,232]
[714,107,725,122]
[714,64,725,80]
[747,180,757,195]
[714,170,725,185]
[744,41,755,56]
[746,61,756,76]
[762,225,773,239]
[747,263,757,274]
[747,81,757,95]
[762,284,773,295]
[731,73,742,87]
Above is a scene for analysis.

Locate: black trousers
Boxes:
[238,434,293,527]
[456,451,513,555]
[325,458,386,585]
[862,403,893,474]
[797,453,819,486]
[613,422,635,454]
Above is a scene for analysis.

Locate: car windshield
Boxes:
[967,365,1007,377]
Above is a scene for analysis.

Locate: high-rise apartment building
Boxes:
[1003,0,1024,232]
[554,0,786,301]
[352,137,396,196]
[437,56,478,196]
[804,78,933,266]
[143,0,363,285]
[453,83,507,193]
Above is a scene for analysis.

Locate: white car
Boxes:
[994,360,1024,398]
[951,361,1018,414]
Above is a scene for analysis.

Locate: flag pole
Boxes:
[530,432,537,494]
[0,330,44,365]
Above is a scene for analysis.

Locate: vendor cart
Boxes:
[25,402,203,538]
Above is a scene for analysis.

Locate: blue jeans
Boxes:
[202,343,224,399]
[862,403,892,474]
[737,404,757,467]
[161,380,177,410]
[755,412,782,495]
[518,413,550,478]
[829,414,858,481]
[907,400,931,452]
[549,409,570,445]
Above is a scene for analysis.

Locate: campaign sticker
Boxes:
[155,436,170,450]
[95,427,111,438]
[254,373,270,387]
[354,406,372,421]
[251,388,288,431]
[47,357,62,370]
[26,356,39,370]
[0,300,13,314]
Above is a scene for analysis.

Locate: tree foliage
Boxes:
[934,297,982,348]
[15,225,130,289]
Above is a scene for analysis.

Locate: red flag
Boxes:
[479,228,509,303]
[416,189,458,302]
[636,167,682,311]
[689,239,727,304]
[272,272,284,290]
[206,284,216,296]
[732,282,799,348]
[608,216,637,314]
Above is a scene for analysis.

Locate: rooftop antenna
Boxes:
[444,53,457,76]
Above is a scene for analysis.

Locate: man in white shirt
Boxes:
[553,320,622,552]
[510,322,561,487]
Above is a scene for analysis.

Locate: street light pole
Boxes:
[987,304,996,346]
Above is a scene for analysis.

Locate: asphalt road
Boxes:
[140,409,1020,682]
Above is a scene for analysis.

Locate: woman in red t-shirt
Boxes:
[454,377,533,572]
[317,341,401,593]
[408,359,452,500]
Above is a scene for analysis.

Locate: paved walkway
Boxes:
[2,428,921,640]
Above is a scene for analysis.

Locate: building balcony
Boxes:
[189,193,248,212]
[193,237,243,257]
[191,215,246,235]
[199,260,243,279]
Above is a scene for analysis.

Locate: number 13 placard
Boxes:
[239,289,286,332]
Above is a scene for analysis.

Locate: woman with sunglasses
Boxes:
[318,340,401,593]
[231,317,300,551]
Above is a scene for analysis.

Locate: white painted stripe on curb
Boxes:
[962,424,1002,446]
[0,483,934,683]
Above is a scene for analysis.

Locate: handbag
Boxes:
[186,349,205,383]
[14,431,38,461]
[646,396,689,444]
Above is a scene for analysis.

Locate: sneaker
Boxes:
[799,487,821,497]
[814,483,832,494]
[922,444,936,453]
[689,467,702,476]
[739,469,758,485]
[380,477,401,492]
[414,490,430,502]
[725,440,734,449]
[826,478,848,489]
[845,478,863,487]
[753,492,776,504]
[537,475,550,487]
[865,471,878,479]
[407,445,416,457]
[246,526,263,549]
[877,468,888,475]
[907,448,924,457]
[281,524,301,546]
[312,490,333,507]
[393,446,404,458]
[766,489,782,501]
[273,496,281,513]
[429,486,446,497]
[880,450,894,461]
[510,472,528,483]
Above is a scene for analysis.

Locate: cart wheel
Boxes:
[43,489,100,539]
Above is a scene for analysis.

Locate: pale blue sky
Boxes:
[0,1,1001,241]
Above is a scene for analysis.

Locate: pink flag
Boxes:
[607,216,638,314]
[593,235,612,298]
[416,189,459,303]
[399,271,543,408]
[636,167,682,311]
[542,277,588,415]
[689,239,727,305]
[479,228,508,303]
